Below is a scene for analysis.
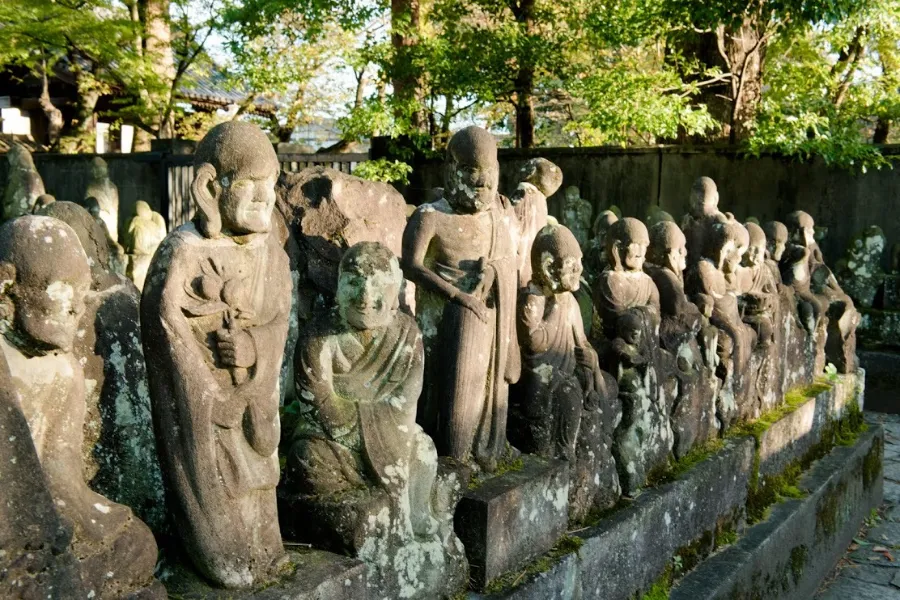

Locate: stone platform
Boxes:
[465,371,878,600]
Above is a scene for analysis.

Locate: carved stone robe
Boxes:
[141,223,291,588]
[512,182,548,288]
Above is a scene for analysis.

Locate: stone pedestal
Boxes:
[454,456,570,590]
[160,549,367,600]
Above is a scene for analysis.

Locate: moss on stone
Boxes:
[863,435,883,489]
[637,566,672,600]
[468,454,525,490]
[481,535,583,595]
[789,545,808,584]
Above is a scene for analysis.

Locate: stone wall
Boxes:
[410,145,900,267]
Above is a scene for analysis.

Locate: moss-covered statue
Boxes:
[282,241,468,599]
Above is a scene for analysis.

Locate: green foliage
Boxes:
[352,158,413,185]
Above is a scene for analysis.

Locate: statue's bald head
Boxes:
[785,210,816,248]
[194,121,279,182]
[445,126,499,214]
[337,241,403,330]
[648,220,687,274]
[532,223,583,293]
[763,221,787,245]
[447,126,498,168]
[593,210,618,238]
[135,201,151,218]
[517,158,563,197]
[746,222,765,248]
[607,217,650,272]
[37,201,112,285]
[743,221,767,267]
[0,216,91,353]
[689,176,719,218]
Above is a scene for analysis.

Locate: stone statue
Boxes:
[762,221,788,285]
[141,121,291,588]
[593,218,670,494]
[3,143,45,220]
[84,156,120,242]
[510,224,621,517]
[35,201,164,530]
[0,216,161,598]
[686,218,757,426]
[282,242,467,599]
[646,205,675,228]
[402,126,521,473]
[784,210,859,372]
[835,225,886,309]
[645,221,718,457]
[681,176,731,266]
[510,157,563,288]
[563,185,593,247]
[85,196,127,275]
[124,200,167,290]
[738,222,778,348]
[0,344,87,599]
[583,209,618,285]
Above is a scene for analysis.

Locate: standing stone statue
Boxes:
[0,216,161,598]
[35,201,164,530]
[3,143,45,220]
[645,221,718,458]
[583,209,619,285]
[402,125,521,472]
[681,176,731,266]
[510,157,563,287]
[835,225,887,309]
[124,200,167,290]
[763,221,788,284]
[84,156,120,242]
[511,223,621,518]
[85,195,127,275]
[686,219,757,427]
[593,218,671,494]
[282,242,467,599]
[784,210,859,372]
[563,185,593,247]
[141,121,291,588]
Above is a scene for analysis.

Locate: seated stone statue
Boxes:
[283,241,467,598]
[84,156,120,242]
[124,200,167,290]
[681,176,732,267]
[510,157,563,288]
[645,221,718,457]
[510,224,620,516]
[763,221,788,285]
[3,143,45,220]
[783,210,859,372]
[141,121,291,588]
[737,222,778,347]
[563,185,593,247]
[0,216,161,598]
[583,209,618,285]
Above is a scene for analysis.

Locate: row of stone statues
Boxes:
[3,146,167,290]
[0,122,860,599]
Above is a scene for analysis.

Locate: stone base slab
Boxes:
[671,424,883,600]
[454,456,569,590]
[159,549,367,599]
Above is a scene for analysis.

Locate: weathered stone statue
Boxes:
[85,196,127,275]
[593,218,670,494]
[645,221,718,458]
[402,126,520,472]
[583,209,618,285]
[763,221,788,284]
[35,200,164,530]
[686,218,757,426]
[681,176,731,266]
[3,143,45,220]
[141,121,291,587]
[282,242,467,599]
[646,205,675,228]
[0,216,161,598]
[510,224,621,517]
[784,210,859,372]
[124,200,167,290]
[835,225,886,309]
[738,222,779,347]
[32,192,56,213]
[0,345,87,598]
[84,156,120,242]
[510,157,563,287]
[563,185,593,247]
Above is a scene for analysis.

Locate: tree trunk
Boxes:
[511,0,537,148]
[139,0,175,138]
[874,119,891,144]
[391,0,426,132]
[38,63,64,149]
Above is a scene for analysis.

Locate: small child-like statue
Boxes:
[562,185,593,247]
[509,157,563,287]
[510,224,620,516]
[141,121,291,588]
[284,241,467,598]
[0,216,161,598]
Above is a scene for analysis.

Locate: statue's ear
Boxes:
[192,163,221,238]
[0,263,16,327]
[610,242,623,271]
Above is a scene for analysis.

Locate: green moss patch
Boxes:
[482,535,583,595]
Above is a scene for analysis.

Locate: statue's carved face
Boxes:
[666,240,688,274]
[446,155,498,214]
[219,167,277,236]
[767,238,785,261]
[9,277,88,353]
[338,264,400,331]
[790,223,816,248]
[565,187,579,204]
[690,190,718,218]
[745,241,765,268]
[621,241,647,272]
[542,253,583,293]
